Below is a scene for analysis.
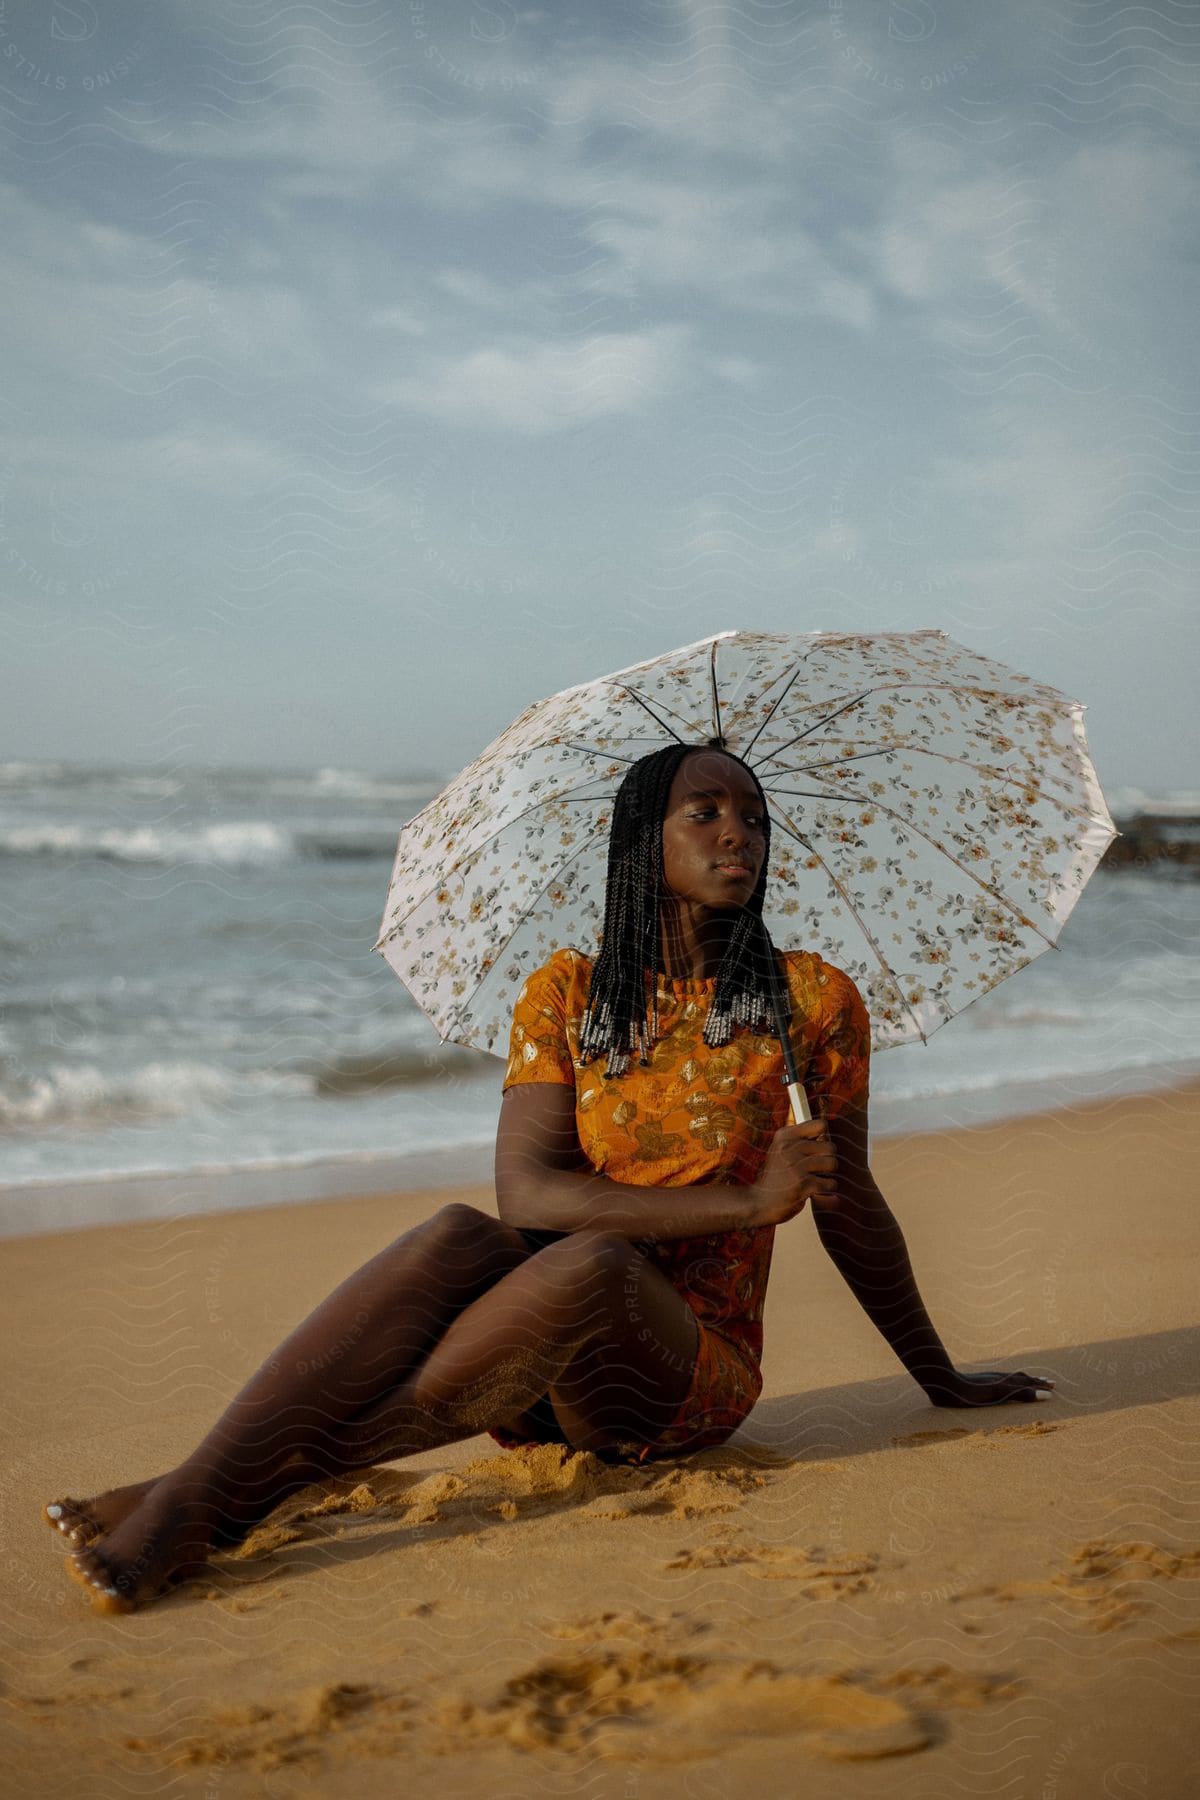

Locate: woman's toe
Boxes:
[65,1547,136,1615]
[43,1498,100,1544]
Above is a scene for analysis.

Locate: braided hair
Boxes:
[577,741,792,1076]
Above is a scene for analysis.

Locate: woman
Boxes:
[49,742,1053,1613]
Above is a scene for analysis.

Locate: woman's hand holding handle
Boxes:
[751,1118,839,1226]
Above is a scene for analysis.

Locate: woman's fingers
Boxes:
[800,1174,837,1200]
[1011,1370,1056,1401]
[948,1369,1058,1406]
[789,1146,837,1174]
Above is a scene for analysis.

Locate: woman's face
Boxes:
[659,751,767,908]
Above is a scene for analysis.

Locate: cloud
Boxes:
[0,425,303,499]
[430,266,560,314]
[579,176,878,327]
[812,275,877,333]
[1,178,321,411]
[864,130,1198,364]
[379,322,693,433]
[933,411,1127,552]
[367,305,429,336]
[873,172,1035,304]
[103,28,866,324]
[707,355,766,387]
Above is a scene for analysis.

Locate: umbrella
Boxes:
[373,629,1116,1119]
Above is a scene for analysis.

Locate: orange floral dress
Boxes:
[488,947,871,1464]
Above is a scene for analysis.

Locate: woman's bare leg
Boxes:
[47,1202,528,1549]
[65,1220,698,1611]
[315,1226,699,1469]
[57,1203,530,1587]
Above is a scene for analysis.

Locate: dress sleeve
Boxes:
[501,952,576,1092]
[806,962,871,1120]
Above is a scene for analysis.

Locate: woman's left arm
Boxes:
[813,1101,1056,1408]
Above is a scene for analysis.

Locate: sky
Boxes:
[3,0,1198,799]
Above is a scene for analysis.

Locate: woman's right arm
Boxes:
[494,1083,836,1241]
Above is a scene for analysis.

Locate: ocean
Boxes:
[2,761,1198,1238]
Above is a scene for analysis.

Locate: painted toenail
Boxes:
[46,1504,63,1518]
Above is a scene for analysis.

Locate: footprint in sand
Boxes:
[94,1604,1018,1773]
[893,1422,1063,1448]
[120,1683,417,1772]
[664,1539,883,1597]
[549,1608,711,1646]
[955,1539,1200,1632]
[10,1680,137,1711]
[431,1611,1018,1763]
[893,1428,973,1445]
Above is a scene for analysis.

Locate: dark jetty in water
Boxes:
[1102,802,1200,873]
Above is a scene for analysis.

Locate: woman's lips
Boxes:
[714,862,753,877]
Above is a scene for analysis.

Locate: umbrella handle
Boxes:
[768,966,813,1124]
[785,1080,812,1125]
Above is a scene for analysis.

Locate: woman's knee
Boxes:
[383,1202,524,1281]
[427,1201,494,1241]
[531,1228,640,1305]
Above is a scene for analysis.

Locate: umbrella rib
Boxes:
[753,687,876,764]
[374,788,616,951]
[388,759,1086,941]
[383,668,729,950]
[760,747,903,774]
[439,834,600,1039]
[562,741,639,765]
[765,801,929,1045]
[380,639,1107,1057]
[380,688,720,948]
[612,682,690,744]
[741,645,825,761]
[709,638,724,746]
[755,679,1067,766]
[765,784,1059,948]
[609,671,742,748]
[760,742,1104,827]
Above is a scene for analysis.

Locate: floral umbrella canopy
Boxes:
[373,629,1116,1059]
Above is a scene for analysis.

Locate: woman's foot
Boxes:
[64,1484,217,1615]
[44,1478,257,1552]
[43,1478,161,1548]
[44,1451,322,1554]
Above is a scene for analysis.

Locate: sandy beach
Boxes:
[5,1079,1199,1798]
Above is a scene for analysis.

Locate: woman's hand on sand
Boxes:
[923,1368,1057,1407]
[751,1119,839,1226]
